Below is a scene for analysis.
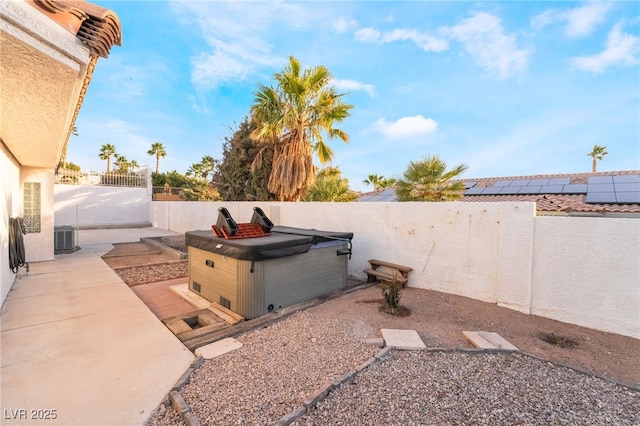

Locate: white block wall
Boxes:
[54,184,150,228]
[150,201,639,339]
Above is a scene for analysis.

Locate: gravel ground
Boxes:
[295,351,639,426]
[111,260,188,286]
[148,310,639,426]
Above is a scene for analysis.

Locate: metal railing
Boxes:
[55,169,148,188]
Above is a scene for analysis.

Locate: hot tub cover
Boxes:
[185,226,353,261]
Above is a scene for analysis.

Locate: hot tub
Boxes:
[185,226,353,319]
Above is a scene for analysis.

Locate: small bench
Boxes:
[363,259,413,288]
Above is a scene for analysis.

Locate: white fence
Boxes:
[149,201,640,339]
[54,184,151,228]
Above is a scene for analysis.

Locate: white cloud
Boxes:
[355,27,447,52]
[445,12,530,79]
[532,2,612,38]
[380,29,448,52]
[571,23,640,73]
[333,16,357,34]
[191,51,251,90]
[331,79,375,97]
[374,115,438,140]
[354,27,381,43]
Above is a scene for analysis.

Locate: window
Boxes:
[23,182,41,233]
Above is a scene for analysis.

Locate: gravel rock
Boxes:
[149,310,378,425]
[294,351,640,426]
[148,311,639,426]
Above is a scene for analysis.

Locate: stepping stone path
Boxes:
[462,331,519,350]
[381,329,426,350]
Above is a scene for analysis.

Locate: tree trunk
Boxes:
[592,157,597,173]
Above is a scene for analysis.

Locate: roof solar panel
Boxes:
[588,175,614,184]
[482,187,504,195]
[615,192,640,203]
[509,179,529,186]
[528,179,549,186]
[464,187,485,195]
[614,182,640,192]
[613,175,640,183]
[518,186,542,194]
[540,185,564,194]
[562,184,588,194]
[493,180,512,187]
[499,186,521,194]
[548,178,571,185]
[464,181,477,189]
[590,183,615,192]
[586,192,617,203]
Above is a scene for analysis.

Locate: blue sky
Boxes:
[70,1,640,192]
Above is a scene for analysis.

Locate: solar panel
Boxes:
[464,187,485,195]
[528,178,550,186]
[518,186,542,194]
[586,192,617,203]
[615,192,640,203]
[548,178,571,185]
[540,185,564,194]
[464,181,477,189]
[588,176,613,184]
[614,182,640,192]
[493,180,513,187]
[509,179,529,186]
[613,175,640,183]
[481,187,504,195]
[587,183,615,192]
[562,184,588,194]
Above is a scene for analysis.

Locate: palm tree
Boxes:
[250,56,353,201]
[186,163,205,179]
[302,167,358,202]
[587,145,608,173]
[99,143,117,172]
[200,155,217,182]
[395,155,468,201]
[363,173,397,190]
[147,142,167,174]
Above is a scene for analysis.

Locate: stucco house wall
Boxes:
[1,145,21,303]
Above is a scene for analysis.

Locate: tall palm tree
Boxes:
[186,163,205,179]
[250,56,353,201]
[587,145,608,173]
[99,143,116,172]
[395,155,468,201]
[147,142,167,174]
[200,155,217,182]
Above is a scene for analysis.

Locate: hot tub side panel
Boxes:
[189,247,240,312]
[264,242,348,312]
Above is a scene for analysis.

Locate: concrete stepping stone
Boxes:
[381,329,426,350]
[462,331,518,350]
[194,337,243,359]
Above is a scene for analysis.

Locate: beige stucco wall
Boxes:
[1,143,21,305]
[54,185,151,228]
[531,217,640,338]
[21,167,55,263]
[149,201,639,338]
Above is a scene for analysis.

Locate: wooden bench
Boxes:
[363,259,413,288]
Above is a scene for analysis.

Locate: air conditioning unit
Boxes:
[54,226,75,252]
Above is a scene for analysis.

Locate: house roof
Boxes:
[30,0,122,58]
[358,170,640,216]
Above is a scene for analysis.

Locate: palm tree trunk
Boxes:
[156,156,159,174]
[592,157,597,173]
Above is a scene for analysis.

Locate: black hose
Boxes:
[9,217,27,273]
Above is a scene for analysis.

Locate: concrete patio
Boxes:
[1,228,194,425]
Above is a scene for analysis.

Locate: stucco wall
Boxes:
[54,185,151,228]
[1,144,21,305]
[149,201,639,339]
[21,167,55,263]
[531,217,640,338]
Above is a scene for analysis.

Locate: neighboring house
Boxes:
[359,170,640,217]
[1,0,122,304]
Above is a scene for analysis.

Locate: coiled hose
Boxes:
[9,217,28,273]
